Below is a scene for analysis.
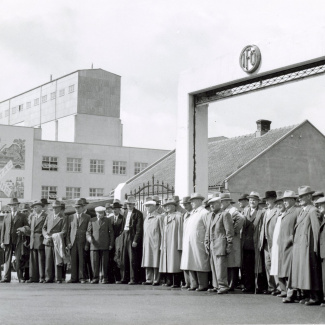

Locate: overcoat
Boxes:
[259,207,279,250]
[27,211,47,249]
[159,211,183,273]
[1,211,28,245]
[224,207,244,267]
[291,205,321,290]
[86,217,114,250]
[108,214,124,241]
[67,213,90,248]
[319,217,325,295]
[180,206,211,272]
[42,212,67,246]
[241,207,264,274]
[142,210,163,268]
[122,208,143,245]
[277,206,300,278]
[205,210,234,256]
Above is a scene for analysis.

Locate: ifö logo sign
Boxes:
[240,45,261,73]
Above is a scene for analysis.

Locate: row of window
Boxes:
[0,85,75,119]
[41,186,104,200]
[42,156,148,175]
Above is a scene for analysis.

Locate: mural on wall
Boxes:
[0,139,25,198]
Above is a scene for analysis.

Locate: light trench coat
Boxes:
[159,211,183,273]
[180,206,211,272]
[141,210,163,268]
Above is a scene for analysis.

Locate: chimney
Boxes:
[256,119,271,137]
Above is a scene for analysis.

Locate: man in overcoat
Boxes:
[291,186,322,306]
[220,193,244,291]
[205,196,234,294]
[259,191,280,295]
[24,201,47,283]
[66,199,91,283]
[241,192,266,293]
[159,198,183,287]
[108,201,124,283]
[141,198,163,285]
[86,206,114,284]
[238,194,250,214]
[278,190,300,303]
[42,200,67,283]
[0,198,28,282]
[120,196,144,284]
[180,193,210,291]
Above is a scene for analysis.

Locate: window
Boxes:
[67,158,82,172]
[90,159,104,174]
[51,92,56,100]
[59,89,65,97]
[42,156,58,171]
[113,161,127,175]
[41,186,57,199]
[5,110,9,117]
[42,95,47,103]
[26,102,31,109]
[68,85,75,93]
[19,104,23,112]
[12,107,16,114]
[134,162,148,175]
[66,187,81,199]
[89,188,104,197]
[34,98,39,106]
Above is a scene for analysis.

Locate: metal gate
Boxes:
[127,176,174,211]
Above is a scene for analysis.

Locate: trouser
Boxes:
[189,270,209,289]
[90,250,109,281]
[83,249,93,281]
[183,270,191,287]
[210,253,229,291]
[145,267,160,283]
[165,273,181,286]
[108,250,121,282]
[228,267,240,290]
[29,248,45,282]
[120,231,141,283]
[70,242,86,282]
[45,246,63,281]
[322,258,325,301]
[3,244,23,282]
[263,241,277,292]
[278,277,295,299]
[302,290,322,302]
[241,249,255,292]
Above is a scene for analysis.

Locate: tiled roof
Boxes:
[127,123,299,192]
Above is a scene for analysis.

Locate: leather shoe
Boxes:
[39,279,45,283]
[196,287,207,292]
[217,289,229,294]
[102,280,109,284]
[152,282,160,286]
[67,280,78,283]
[115,281,122,284]
[128,281,136,285]
[56,281,62,284]
[320,303,325,307]
[241,288,253,293]
[142,281,153,285]
[271,290,281,296]
[44,280,53,283]
[26,279,36,283]
[282,298,295,303]
[80,280,87,284]
[277,293,287,298]
[187,287,198,291]
[263,290,272,295]
[171,285,180,288]
[305,300,320,306]
[299,298,308,304]
[91,280,99,284]
[0,280,10,283]
[207,288,218,293]
[181,285,190,289]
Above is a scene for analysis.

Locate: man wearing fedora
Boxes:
[0,198,28,282]
[205,196,234,294]
[259,191,280,295]
[42,200,68,283]
[141,198,163,285]
[238,194,250,214]
[315,197,325,307]
[181,193,211,291]
[275,190,301,303]
[86,206,114,284]
[23,201,47,283]
[108,200,124,283]
[291,186,322,306]
[219,193,244,291]
[66,199,91,284]
[159,198,183,287]
[241,192,266,293]
[120,196,144,285]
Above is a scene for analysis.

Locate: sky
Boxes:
[0,0,325,150]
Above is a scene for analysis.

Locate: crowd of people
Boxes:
[0,185,324,308]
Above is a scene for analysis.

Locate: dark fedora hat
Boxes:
[31,200,43,208]
[263,191,277,200]
[238,194,249,201]
[40,198,49,206]
[74,199,84,208]
[80,198,89,205]
[111,202,122,209]
[8,198,20,205]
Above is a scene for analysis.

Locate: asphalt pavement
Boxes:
[0,282,324,325]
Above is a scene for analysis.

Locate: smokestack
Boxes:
[256,119,271,137]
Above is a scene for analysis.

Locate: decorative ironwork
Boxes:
[127,175,174,211]
[195,59,325,106]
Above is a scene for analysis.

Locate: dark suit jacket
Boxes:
[319,217,325,259]
[42,212,67,247]
[122,208,144,245]
[67,213,90,248]
[28,211,47,249]
[108,214,124,240]
[1,211,28,245]
[259,207,279,249]
[86,217,114,250]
